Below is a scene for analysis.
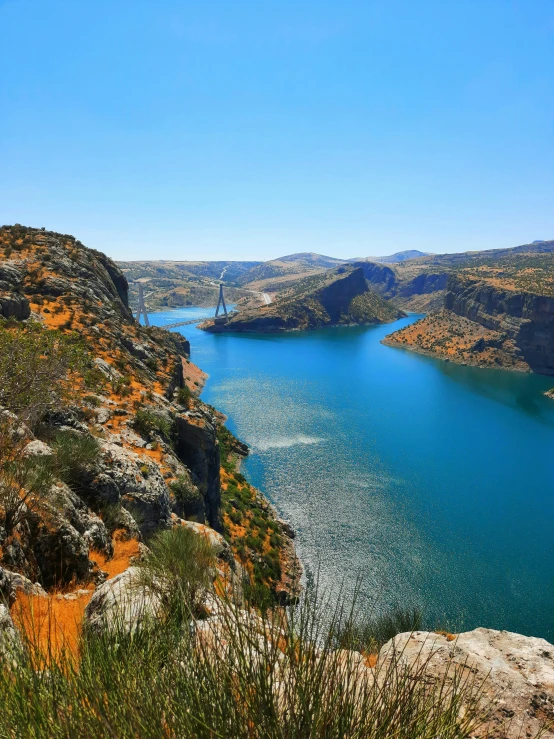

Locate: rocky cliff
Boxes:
[0,225,299,606]
[444,274,554,374]
[360,239,554,315]
[385,265,554,374]
[201,266,404,333]
[351,261,449,311]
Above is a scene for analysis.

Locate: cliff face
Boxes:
[444,275,554,374]
[384,270,554,375]
[0,225,299,605]
[201,266,404,333]
[353,261,449,311]
[361,239,554,315]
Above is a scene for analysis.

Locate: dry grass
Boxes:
[11,533,140,659]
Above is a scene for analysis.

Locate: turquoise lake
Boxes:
[149,308,554,641]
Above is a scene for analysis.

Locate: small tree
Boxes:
[0,417,53,534]
[0,323,88,429]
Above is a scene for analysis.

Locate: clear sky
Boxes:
[1,0,553,262]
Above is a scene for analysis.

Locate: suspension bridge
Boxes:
[132,281,271,329]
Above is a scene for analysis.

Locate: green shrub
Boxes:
[0,419,54,534]
[139,525,215,619]
[176,385,192,405]
[50,430,101,491]
[99,502,126,535]
[133,409,175,444]
[334,605,423,654]
[83,394,102,407]
[0,323,89,429]
[229,509,242,525]
[169,475,203,515]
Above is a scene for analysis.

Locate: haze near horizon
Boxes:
[1,0,553,261]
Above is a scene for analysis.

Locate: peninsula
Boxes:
[200,265,404,333]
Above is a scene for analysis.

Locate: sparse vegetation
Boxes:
[139,525,216,618]
[0,541,489,738]
[0,323,91,429]
[335,605,423,654]
[169,475,203,515]
[0,425,101,539]
[49,430,101,491]
[132,408,176,445]
[176,384,192,405]
[0,419,53,534]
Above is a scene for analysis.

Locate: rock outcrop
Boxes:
[82,564,554,739]
[0,604,22,657]
[385,271,554,375]
[443,274,554,374]
[84,565,163,635]
[379,628,554,738]
[353,260,449,311]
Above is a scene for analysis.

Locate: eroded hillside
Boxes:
[0,225,300,613]
[117,259,263,312]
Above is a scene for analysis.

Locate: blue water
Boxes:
[150,307,554,640]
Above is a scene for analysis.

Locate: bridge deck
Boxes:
[163,317,212,328]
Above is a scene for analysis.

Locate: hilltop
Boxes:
[116,241,554,320]
[200,266,404,333]
[369,249,432,263]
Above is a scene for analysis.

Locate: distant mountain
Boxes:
[274,252,345,268]
[201,266,404,333]
[234,253,342,288]
[370,250,432,263]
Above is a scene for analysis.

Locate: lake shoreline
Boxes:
[149,307,554,642]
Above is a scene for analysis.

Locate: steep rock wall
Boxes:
[353,261,448,309]
[445,275,554,374]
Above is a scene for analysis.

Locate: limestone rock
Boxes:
[0,604,23,658]
[3,569,47,600]
[89,441,172,535]
[174,411,221,531]
[30,513,93,589]
[178,520,233,565]
[0,567,16,606]
[22,439,54,457]
[84,566,163,635]
[378,628,554,737]
[444,276,554,374]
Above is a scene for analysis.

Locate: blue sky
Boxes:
[1,0,553,261]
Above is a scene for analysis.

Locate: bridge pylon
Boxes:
[136,282,150,326]
[215,283,228,322]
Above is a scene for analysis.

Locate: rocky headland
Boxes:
[385,254,554,375]
[200,265,404,333]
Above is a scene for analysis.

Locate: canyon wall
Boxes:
[445,275,554,375]
[353,261,449,310]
